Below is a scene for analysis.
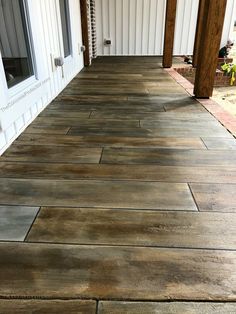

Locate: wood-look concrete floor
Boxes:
[0,57,236,313]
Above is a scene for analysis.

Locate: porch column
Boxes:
[192,0,206,68]
[162,0,177,68]
[80,0,90,66]
[194,0,227,98]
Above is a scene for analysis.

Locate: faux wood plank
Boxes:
[48,102,166,112]
[101,148,236,166]
[62,87,148,95]
[0,206,38,241]
[2,145,102,164]
[0,243,235,300]
[202,138,236,150]
[27,208,236,250]
[1,163,236,183]
[127,95,200,105]
[0,179,197,211]
[0,300,96,314]
[25,125,70,134]
[58,95,128,102]
[17,133,206,149]
[140,121,231,138]
[148,87,185,95]
[32,117,140,128]
[98,301,236,314]
[68,127,213,138]
[190,184,236,212]
[90,111,215,121]
[164,103,206,112]
[39,110,91,118]
[136,129,232,138]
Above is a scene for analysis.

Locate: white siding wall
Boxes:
[96,0,167,55]
[96,0,236,56]
[0,0,84,155]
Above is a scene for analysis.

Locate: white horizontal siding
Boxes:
[96,0,236,56]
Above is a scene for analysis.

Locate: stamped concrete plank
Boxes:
[17,134,206,149]
[2,145,102,164]
[39,110,91,118]
[1,163,236,183]
[0,243,235,300]
[140,121,231,138]
[48,102,166,112]
[90,111,214,120]
[190,184,236,212]
[27,208,236,250]
[202,138,236,150]
[32,117,140,128]
[164,103,206,112]
[101,148,236,166]
[0,206,39,241]
[0,300,96,314]
[0,179,197,210]
[68,126,225,138]
[98,301,236,314]
[25,125,70,134]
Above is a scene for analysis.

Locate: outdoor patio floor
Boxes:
[0,57,236,313]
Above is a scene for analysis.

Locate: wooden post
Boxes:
[194,0,227,98]
[162,0,177,68]
[192,0,206,68]
[80,0,90,66]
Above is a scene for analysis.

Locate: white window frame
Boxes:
[0,0,49,130]
[0,0,37,98]
[56,0,74,64]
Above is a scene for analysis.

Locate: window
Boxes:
[0,0,34,88]
[59,0,72,58]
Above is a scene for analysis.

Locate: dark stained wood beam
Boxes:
[162,0,177,68]
[194,0,227,98]
[80,0,90,66]
[192,0,206,68]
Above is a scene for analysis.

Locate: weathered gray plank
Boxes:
[0,243,235,300]
[32,117,140,128]
[17,133,206,149]
[2,145,102,163]
[164,103,206,112]
[202,138,236,150]
[190,184,236,212]
[0,206,38,241]
[25,125,70,134]
[0,179,197,210]
[0,300,96,314]
[101,148,236,166]
[90,111,215,120]
[98,301,236,314]
[39,111,91,119]
[1,163,236,183]
[140,121,231,138]
[27,208,236,250]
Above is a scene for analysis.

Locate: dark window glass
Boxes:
[59,0,71,58]
[0,0,34,88]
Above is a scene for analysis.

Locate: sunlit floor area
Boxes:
[0,57,236,313]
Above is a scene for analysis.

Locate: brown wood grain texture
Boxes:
[192,0,206,67]
[163,0,177,68]
[194,0,227,97]
[80,0,90,66]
